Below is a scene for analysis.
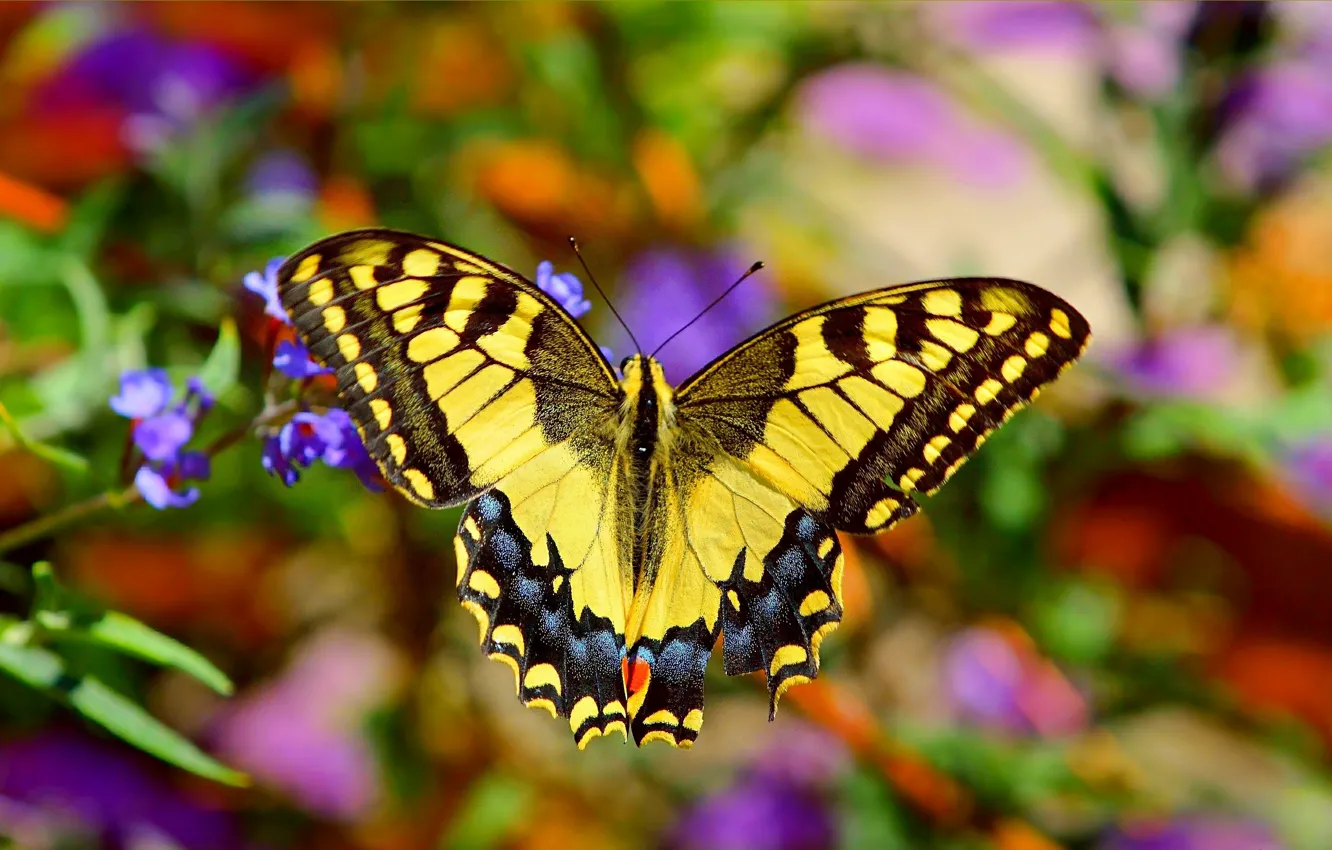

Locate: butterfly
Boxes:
[277,229,1091,749]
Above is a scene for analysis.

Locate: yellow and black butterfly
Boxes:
[276,229,1090,749]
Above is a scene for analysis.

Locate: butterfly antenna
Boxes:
[569,237,642,355]
[650,261,764,359]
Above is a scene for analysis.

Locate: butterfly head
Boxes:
[619,354,672,396]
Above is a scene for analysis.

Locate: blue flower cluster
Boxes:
[260,408,380,490]
[243,257,378,489]
[536,260,591,318]
[243,259,328,380]
[109,370,213,509]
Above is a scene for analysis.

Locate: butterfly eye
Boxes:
[620,356,634,373]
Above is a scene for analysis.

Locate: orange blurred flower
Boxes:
[288,37,344,119]
[1226,177,1332,343]
[993,819,1064,850]
[0,107,131,188]
[1217,636,1332,743]
[144,2,338,77]
[837,532,872,631]
[0,170,66,232]
[411,20,513,117]
[632,129,702,230]
[319,174,377,230]
[64,531,284,646]
[465,138,635,239]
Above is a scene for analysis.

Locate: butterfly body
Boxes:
[277,228,1091,750]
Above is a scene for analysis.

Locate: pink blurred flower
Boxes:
[1105,325,1241,401]
[795,63,1028,188]
[1101,815,1284,850]
[212,628,403,819]
[1106,3,1198,99]
[1282,437,1332,516]
[942,626,1088,737]
[927,1,1099,53]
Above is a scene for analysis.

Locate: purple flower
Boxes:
[535,260,592,318]
[133,410,194,461]
[669,725,843,850]
[943,627,1028,733]
[109,368,172,419]
[1212,7,1332,189]
[617,246,775,384]
[39,29,254,155]
[1106,4,1199,99]
[1282,437,1332,515]
[1216,64,1332,189]
[943,626,1088,737]
[0,729,239,850]
[272,339,331,379]
[795,63,1028,187]
[243,256,289,324]
[135,454,209,510]
[261,408,381,491]
[1100,816,1284,850]
[926,1,1098,53]
[111,370,213,510]
[244,149,319,201]
[1106,326,1240,401]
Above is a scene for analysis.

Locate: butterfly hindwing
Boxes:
[622,441,846,744]
[276,228,620,507]
[676,278,1092,534]
[457,485,630,748]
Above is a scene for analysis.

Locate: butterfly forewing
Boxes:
[676,278,1092,534]
[277,228,619,505]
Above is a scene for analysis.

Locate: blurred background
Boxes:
[2,2,1332,848]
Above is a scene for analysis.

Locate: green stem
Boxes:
[0,400,301,557]
[0,488,139,556]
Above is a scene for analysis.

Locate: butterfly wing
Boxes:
[658,278,1090,715]
[277,229,632,746]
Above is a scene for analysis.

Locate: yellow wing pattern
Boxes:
[677,278,1092,533]
[276,230,634,746]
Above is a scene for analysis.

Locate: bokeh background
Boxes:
[3,2,1332,849]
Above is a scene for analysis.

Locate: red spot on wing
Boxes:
[622,655,650,696]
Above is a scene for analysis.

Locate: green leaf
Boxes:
[1029,579,1121,665]
[0,400,90,473]
[30,563,233,695]
[0,640,247,786]
[58,180,125,260]
[196,317,241,397]
[439,773,533,850]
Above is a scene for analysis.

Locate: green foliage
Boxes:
[0,563,244,785]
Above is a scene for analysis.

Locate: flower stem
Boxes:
[0,400,301,557]
[0,487,140,556]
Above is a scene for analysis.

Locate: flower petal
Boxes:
[133,413,194,462]
[243,256,291,324]
[134,465,199,510]
[273,340,332,379]
[109,368,173,419]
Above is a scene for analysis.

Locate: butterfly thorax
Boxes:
[618,355,677,586]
